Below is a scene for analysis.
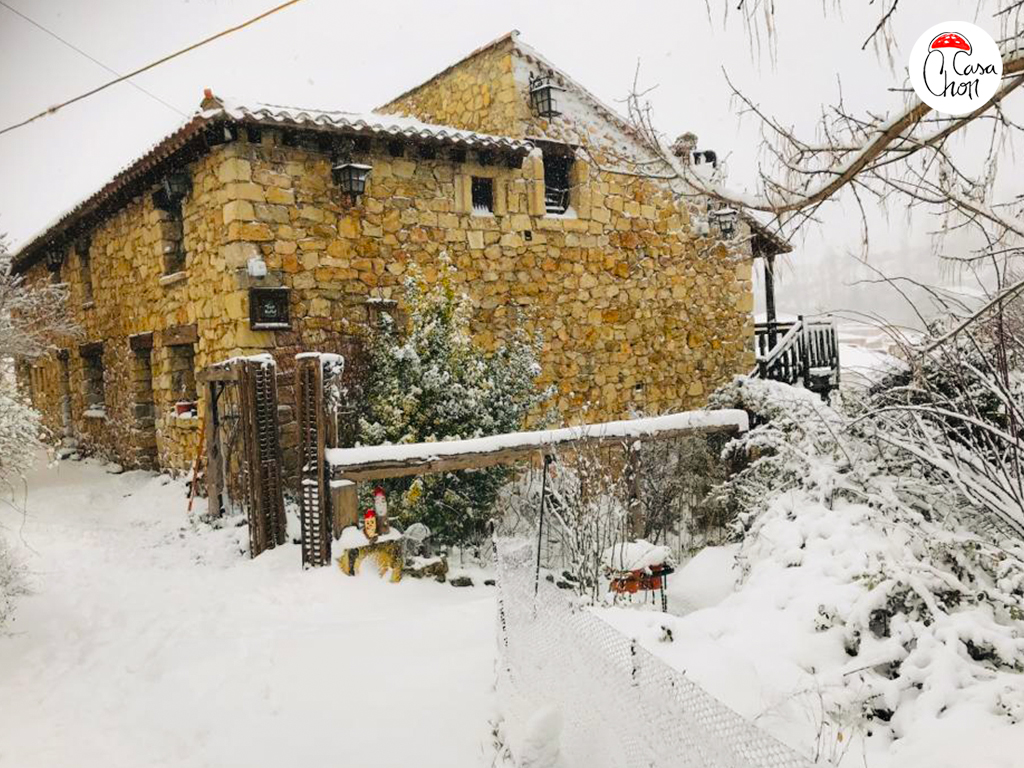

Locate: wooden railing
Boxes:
[753,316,840,396]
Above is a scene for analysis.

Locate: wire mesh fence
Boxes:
[493,537,816,768]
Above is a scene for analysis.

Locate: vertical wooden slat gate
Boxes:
[239,358,287,556]
[296,355,331,567]
[202,357,286,559]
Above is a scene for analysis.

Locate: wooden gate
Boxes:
[201,356,287,558]
[295,353,347,567]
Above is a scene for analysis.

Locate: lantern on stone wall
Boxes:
[44,249,63,273]
[529,73,563,118]
[162,172,192,202]
[154,171,192,211]
[204,120,238,146]
[331,161,373,197]
[709,206,738,238]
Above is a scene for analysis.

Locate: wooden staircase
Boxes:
[752,316,840,397]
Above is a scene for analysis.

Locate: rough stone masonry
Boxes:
[14,32,765,477]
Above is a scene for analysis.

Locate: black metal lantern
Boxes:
[154,171,192,211]
[331,162,372,197]
[529,73,563,118]
[709,206,739,238]
[161,172,192,202]
[44,249,64,272]
[204,121,238,147]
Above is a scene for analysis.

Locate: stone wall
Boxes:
[217,126,753,421]
[380,39,524,137]
[19,149,226,471]
[19,44,755,477]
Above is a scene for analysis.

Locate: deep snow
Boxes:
[0,456,498,768]
[600,526,1024,768]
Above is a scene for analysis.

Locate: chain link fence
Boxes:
[494,537,816,768]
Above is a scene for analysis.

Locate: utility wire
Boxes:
[0,0,186,118]
[0,0,307,138]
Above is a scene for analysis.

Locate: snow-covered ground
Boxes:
[6,441,1022,768]
[0,457,498,768]
[601,537,1024,768]
[837,321,906,390]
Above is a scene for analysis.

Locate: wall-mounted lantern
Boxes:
[529,73,563,118]
[75,234,91,257]
[204,121,238,147]
[330,137,371,198]
[709,206,738,238]
[44,249,64,273]
[331,162,373,196]
[153,171,192,211]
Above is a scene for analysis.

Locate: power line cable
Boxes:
[0,0,186,117]
[0,0,307,138]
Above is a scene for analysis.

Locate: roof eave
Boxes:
[12,105,532,273]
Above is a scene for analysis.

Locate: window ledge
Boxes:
[81,300,95,310]
[159,271,188,288]
[252,322,290,330]
[83,408,107,420]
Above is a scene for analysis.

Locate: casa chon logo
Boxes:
[910,21,1003,116]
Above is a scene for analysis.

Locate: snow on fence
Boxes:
[494,538,814,768]
[327,410,749,480]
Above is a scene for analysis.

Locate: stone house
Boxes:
[12,31,787,475]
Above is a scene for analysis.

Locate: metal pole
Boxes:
[534,454,552,596]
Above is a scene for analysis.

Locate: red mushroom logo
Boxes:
[930,32,971,54]
[910,22,1002,116]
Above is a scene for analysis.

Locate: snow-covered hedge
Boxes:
[706,377,1024,748]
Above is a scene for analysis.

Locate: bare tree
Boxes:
[0,239,79,362]
[603,3,1024,335]
[0,232,79,487]
[0,231,80,626]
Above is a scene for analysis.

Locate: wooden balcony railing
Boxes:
[752,316,840,397]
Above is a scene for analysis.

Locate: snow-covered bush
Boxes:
[0,382,41,491]
[0,523,24,630]
[707,377,1024,745]
[865,318,1024,540]
[358,256,551,546]
[1,231,71,628]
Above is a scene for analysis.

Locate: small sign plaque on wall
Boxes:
[249,287,291,330]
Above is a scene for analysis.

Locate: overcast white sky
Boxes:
[1,1,1017,322]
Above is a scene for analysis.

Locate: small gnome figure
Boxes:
[362,508,378,541]
[373,486,391,534]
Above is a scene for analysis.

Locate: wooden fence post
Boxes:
[296,355,332,567]
[204,380,222,518]
[625,440,644,539]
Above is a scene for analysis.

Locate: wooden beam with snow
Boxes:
[328,410,748,482]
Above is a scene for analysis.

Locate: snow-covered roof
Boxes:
[216,96,534,152]
[13,94,532,271]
